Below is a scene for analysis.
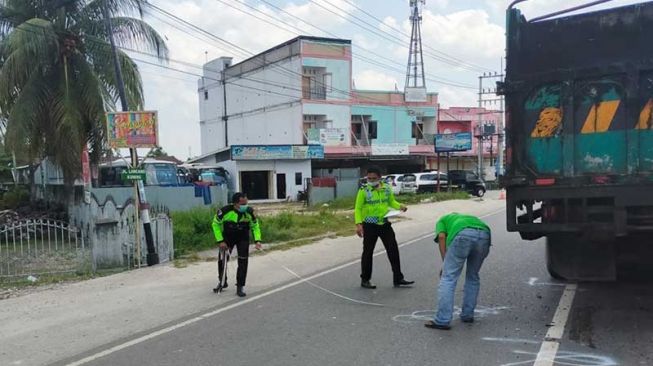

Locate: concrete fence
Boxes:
[70,195,174,270]
[308,179,359,206]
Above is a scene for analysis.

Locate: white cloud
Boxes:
[136,0,361,159]
[354,70,399,91]
[420,9,504,60]
[437,86,478,107]
[426,0,451,11]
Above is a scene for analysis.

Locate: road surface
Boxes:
[53,211,653,366]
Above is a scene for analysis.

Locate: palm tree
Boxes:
[0,0,168,186]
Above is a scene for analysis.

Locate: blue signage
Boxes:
[434,132,473,152]
[231,145,324,160]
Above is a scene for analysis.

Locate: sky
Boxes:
[131,0,647,160]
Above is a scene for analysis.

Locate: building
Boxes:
[436,107,502,181]
[193,36,440,201]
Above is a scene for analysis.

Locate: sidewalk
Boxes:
[0,194,504,366]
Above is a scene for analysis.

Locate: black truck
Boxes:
[501,1,653,280]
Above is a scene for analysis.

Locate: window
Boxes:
[204,91,209,100]
[412,122,424,139]
[352,123,363,140]
[295,172,302,186]
[324,73,333,93]
[368,121,378,139]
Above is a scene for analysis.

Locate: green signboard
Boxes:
[121,169,146,182]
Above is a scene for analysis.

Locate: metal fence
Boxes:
[120,213,174,269]
[0,219,91,280]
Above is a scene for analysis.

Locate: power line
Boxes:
[308,0,487,73]
[5,11,443,115]
[211,0,474,89]
[252,0,475,88]
[339,0,492,72]
[144,3,428,103]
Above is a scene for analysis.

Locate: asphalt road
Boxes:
[56,212,653,366]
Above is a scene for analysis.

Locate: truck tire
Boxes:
[475,187,486,197]
[546,234,616,281]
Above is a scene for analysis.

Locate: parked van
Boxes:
[383,174,418,195]
[414,172,448,193]
[98,159,182,187]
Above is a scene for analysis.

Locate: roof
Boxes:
[226,35,351,72]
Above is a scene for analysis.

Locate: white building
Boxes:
[192,36,439,201]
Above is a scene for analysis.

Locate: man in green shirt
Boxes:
[355,166,414,289]
[425,213,491,330]
[212,192,262,297]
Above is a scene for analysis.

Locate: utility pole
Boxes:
[103,4,159,266]
[477,71,505,180]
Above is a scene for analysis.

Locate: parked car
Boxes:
[414,172,448,193]
[383,174,417,195]
[448,170,486,197]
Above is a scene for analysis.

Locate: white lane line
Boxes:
[66,208,505,366]
[65,233,431,366]
[533,283,578,366]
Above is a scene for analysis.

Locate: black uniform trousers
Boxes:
[361,222,404,283]
[218,232,250,287]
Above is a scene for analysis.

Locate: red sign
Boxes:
[81,147,91,184]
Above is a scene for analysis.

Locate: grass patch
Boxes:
[172,207,355,257]
[0,268,124,290]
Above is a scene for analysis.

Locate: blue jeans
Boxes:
[434,228,491,325]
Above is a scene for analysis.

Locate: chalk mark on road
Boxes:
[393,306,510,323]
[527,277,566,287]
[483,338,618,366]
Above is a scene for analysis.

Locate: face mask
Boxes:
[368,180,380,187]
[238,205,249,213]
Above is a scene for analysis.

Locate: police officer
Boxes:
[212,192,262,297]
[355,166,414,289]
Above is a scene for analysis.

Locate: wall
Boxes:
[89,185,229,212]
[199,57,303,154]
[335,179,359,199]
[69,196,174,270]
[302,103,352,145]
[301,57,351,101]
[235,160,311,201]
[228,104,303,146]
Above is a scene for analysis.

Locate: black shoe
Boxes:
[461,317,474,323]
[361,281,377,289]
[236,286,246,297]
[394,279,415,287]
[424,321,451,330]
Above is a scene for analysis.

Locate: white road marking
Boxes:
[65,209,505,366]
[533,283,578,366]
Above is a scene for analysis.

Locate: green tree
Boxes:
[146,146,169,158]
[0,0,168,185]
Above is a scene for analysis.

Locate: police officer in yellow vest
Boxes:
[355,166,414,289]
[212,192,262,297]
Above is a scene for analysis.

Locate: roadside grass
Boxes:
[172,191,470,259]
[0,268,124,291]
[172,207,355,258]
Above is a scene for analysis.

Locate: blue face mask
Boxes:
[238,205,249,213]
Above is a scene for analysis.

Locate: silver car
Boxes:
[383,174,418,195]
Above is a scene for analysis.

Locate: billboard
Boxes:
[307,128,348,146]
[231,145,324,160]
[371,143,409,156]
[435,132,472,152]
[106,111,158,148]
[404,87,428,102]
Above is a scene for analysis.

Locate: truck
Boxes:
[500,1,653,280]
